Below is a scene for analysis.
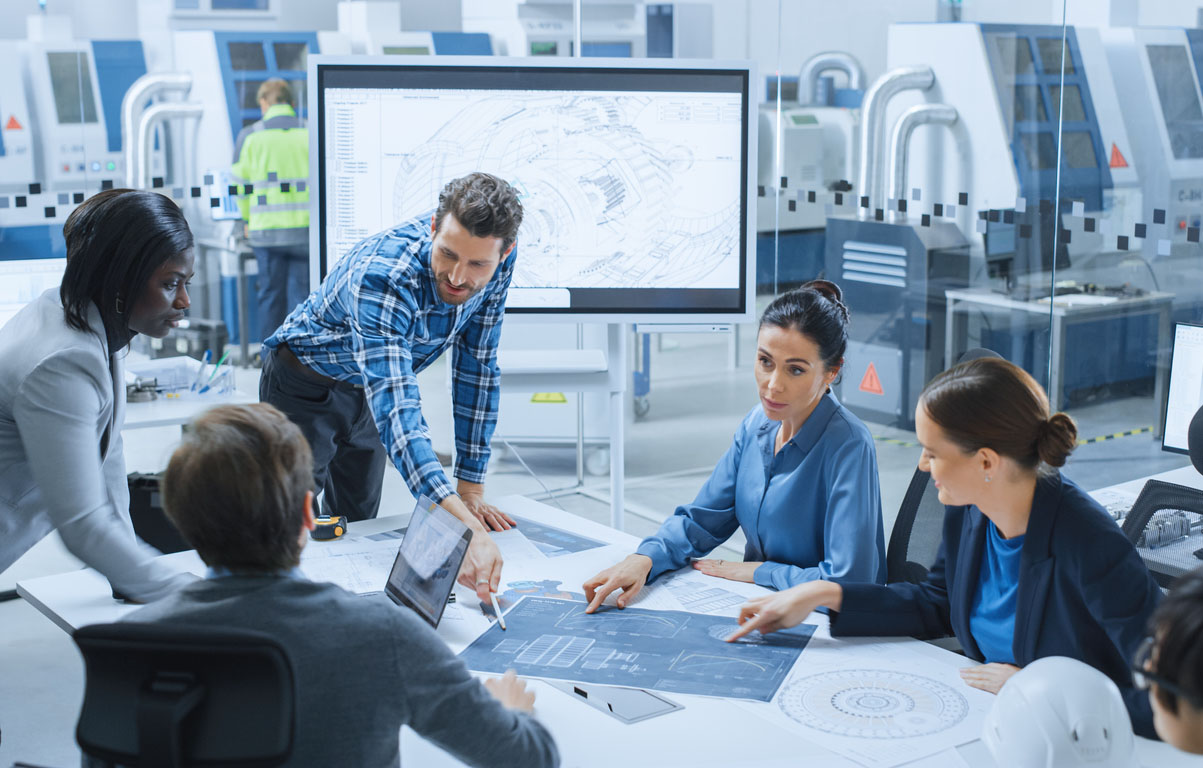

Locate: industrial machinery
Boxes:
[0,15,163,326]
[338,1,493,56]
[1102,26,1203,320]
[464,1,712,59]
[757,52,863,291]
[828,23,1150,428]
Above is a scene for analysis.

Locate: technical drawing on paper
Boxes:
[382,91,743,291]
[458,597,815,702]
[776,669,970,739]
[660,571,748,615]
[367,518,604,557]
[508,516,606,557]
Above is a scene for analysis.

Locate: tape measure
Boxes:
[310,514,348,540]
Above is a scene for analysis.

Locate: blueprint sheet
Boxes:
[367,516,604,556]
[508,516,607,557]
[738,635,995,768]
[459,597,816,702]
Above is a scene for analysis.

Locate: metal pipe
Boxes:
[855,66,934,217]
[121,73,192,188]
[136,102,204,190]
[797,51,864,105]
[886,104,958,222]
[574,0,582,58]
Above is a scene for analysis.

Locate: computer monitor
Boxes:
[310,55,756,323]
[1163,322,1203,454]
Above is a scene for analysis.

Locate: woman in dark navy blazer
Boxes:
[729,357,1164,738]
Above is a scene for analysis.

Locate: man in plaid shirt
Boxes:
[261,173,522,600]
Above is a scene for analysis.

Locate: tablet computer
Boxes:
[384,525,472,628]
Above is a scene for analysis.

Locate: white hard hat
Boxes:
[982,657,1137,768]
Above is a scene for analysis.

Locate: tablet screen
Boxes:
[384,528,472,628]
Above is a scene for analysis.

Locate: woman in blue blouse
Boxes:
[583,280,886,613]
[729,357,1163,737]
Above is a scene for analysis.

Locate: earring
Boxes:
[984,474,991,483]
[115,295,125,314]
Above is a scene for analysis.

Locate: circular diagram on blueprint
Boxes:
[777,669,968,739]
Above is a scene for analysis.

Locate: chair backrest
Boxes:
[1119,480,1203,589]
[886,347,1002,584]
[887,467,946,584]
[73,622,296,768]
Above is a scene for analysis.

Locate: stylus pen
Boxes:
[489,592,507,630]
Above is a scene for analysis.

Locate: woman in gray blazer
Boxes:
[0,189,198,601]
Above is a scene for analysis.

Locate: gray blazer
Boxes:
[0,289,187,600]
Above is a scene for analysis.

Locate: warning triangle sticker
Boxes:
[859,362,884,396]
[4,115,22,130]
[530,392,568,404]
[1109,143,1128,169]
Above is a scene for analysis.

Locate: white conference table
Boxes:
[17,495,1199,768]
[1090,463,1203,503]
[124,390,257,431]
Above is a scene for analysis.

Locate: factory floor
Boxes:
[0,325,1190,768]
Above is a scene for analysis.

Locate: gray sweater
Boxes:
[127,575,560,768]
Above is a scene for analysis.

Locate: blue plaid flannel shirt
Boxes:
[266,212,513,503]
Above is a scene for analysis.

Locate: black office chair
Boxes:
[886,467,946,584]
[73,623,296,768]
[1121,405,1203,588]
[886,348,1004,584]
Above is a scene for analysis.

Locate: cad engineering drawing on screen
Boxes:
[313,57,755,321]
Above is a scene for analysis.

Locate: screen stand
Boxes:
[496,323,627,530]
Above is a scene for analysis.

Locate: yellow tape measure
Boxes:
[310,514,348,540]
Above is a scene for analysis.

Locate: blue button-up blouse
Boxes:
[636,391,887,590]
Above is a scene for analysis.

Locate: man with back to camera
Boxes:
[261,172,522,603]
[125,403,559,768]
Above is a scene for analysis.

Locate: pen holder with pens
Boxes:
[194,364,236,396]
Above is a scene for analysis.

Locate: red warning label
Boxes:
[859,362,884,396]
[1109,143,1128,169]
[4,115,22,130]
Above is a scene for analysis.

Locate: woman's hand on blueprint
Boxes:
[726,581,844,641]
[583,554,654,613]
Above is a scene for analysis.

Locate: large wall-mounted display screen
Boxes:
[313,57,755,321]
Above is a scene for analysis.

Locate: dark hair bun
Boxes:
[803,279,842,304]
[1036,412,1077,468]
[802,279,849,324]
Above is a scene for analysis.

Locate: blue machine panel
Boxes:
[214,31,319,141]
[582,42,632,58]
[756,230,825,291]
[91,41,148,154]
[1188,29,1203,90]
[0,225,67,260]
[459,597,816,702]
[646,3,674,58]
[430,32,493,56]
[980,25,1113,211]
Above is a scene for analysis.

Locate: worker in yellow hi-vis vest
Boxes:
[231,78,310,344]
